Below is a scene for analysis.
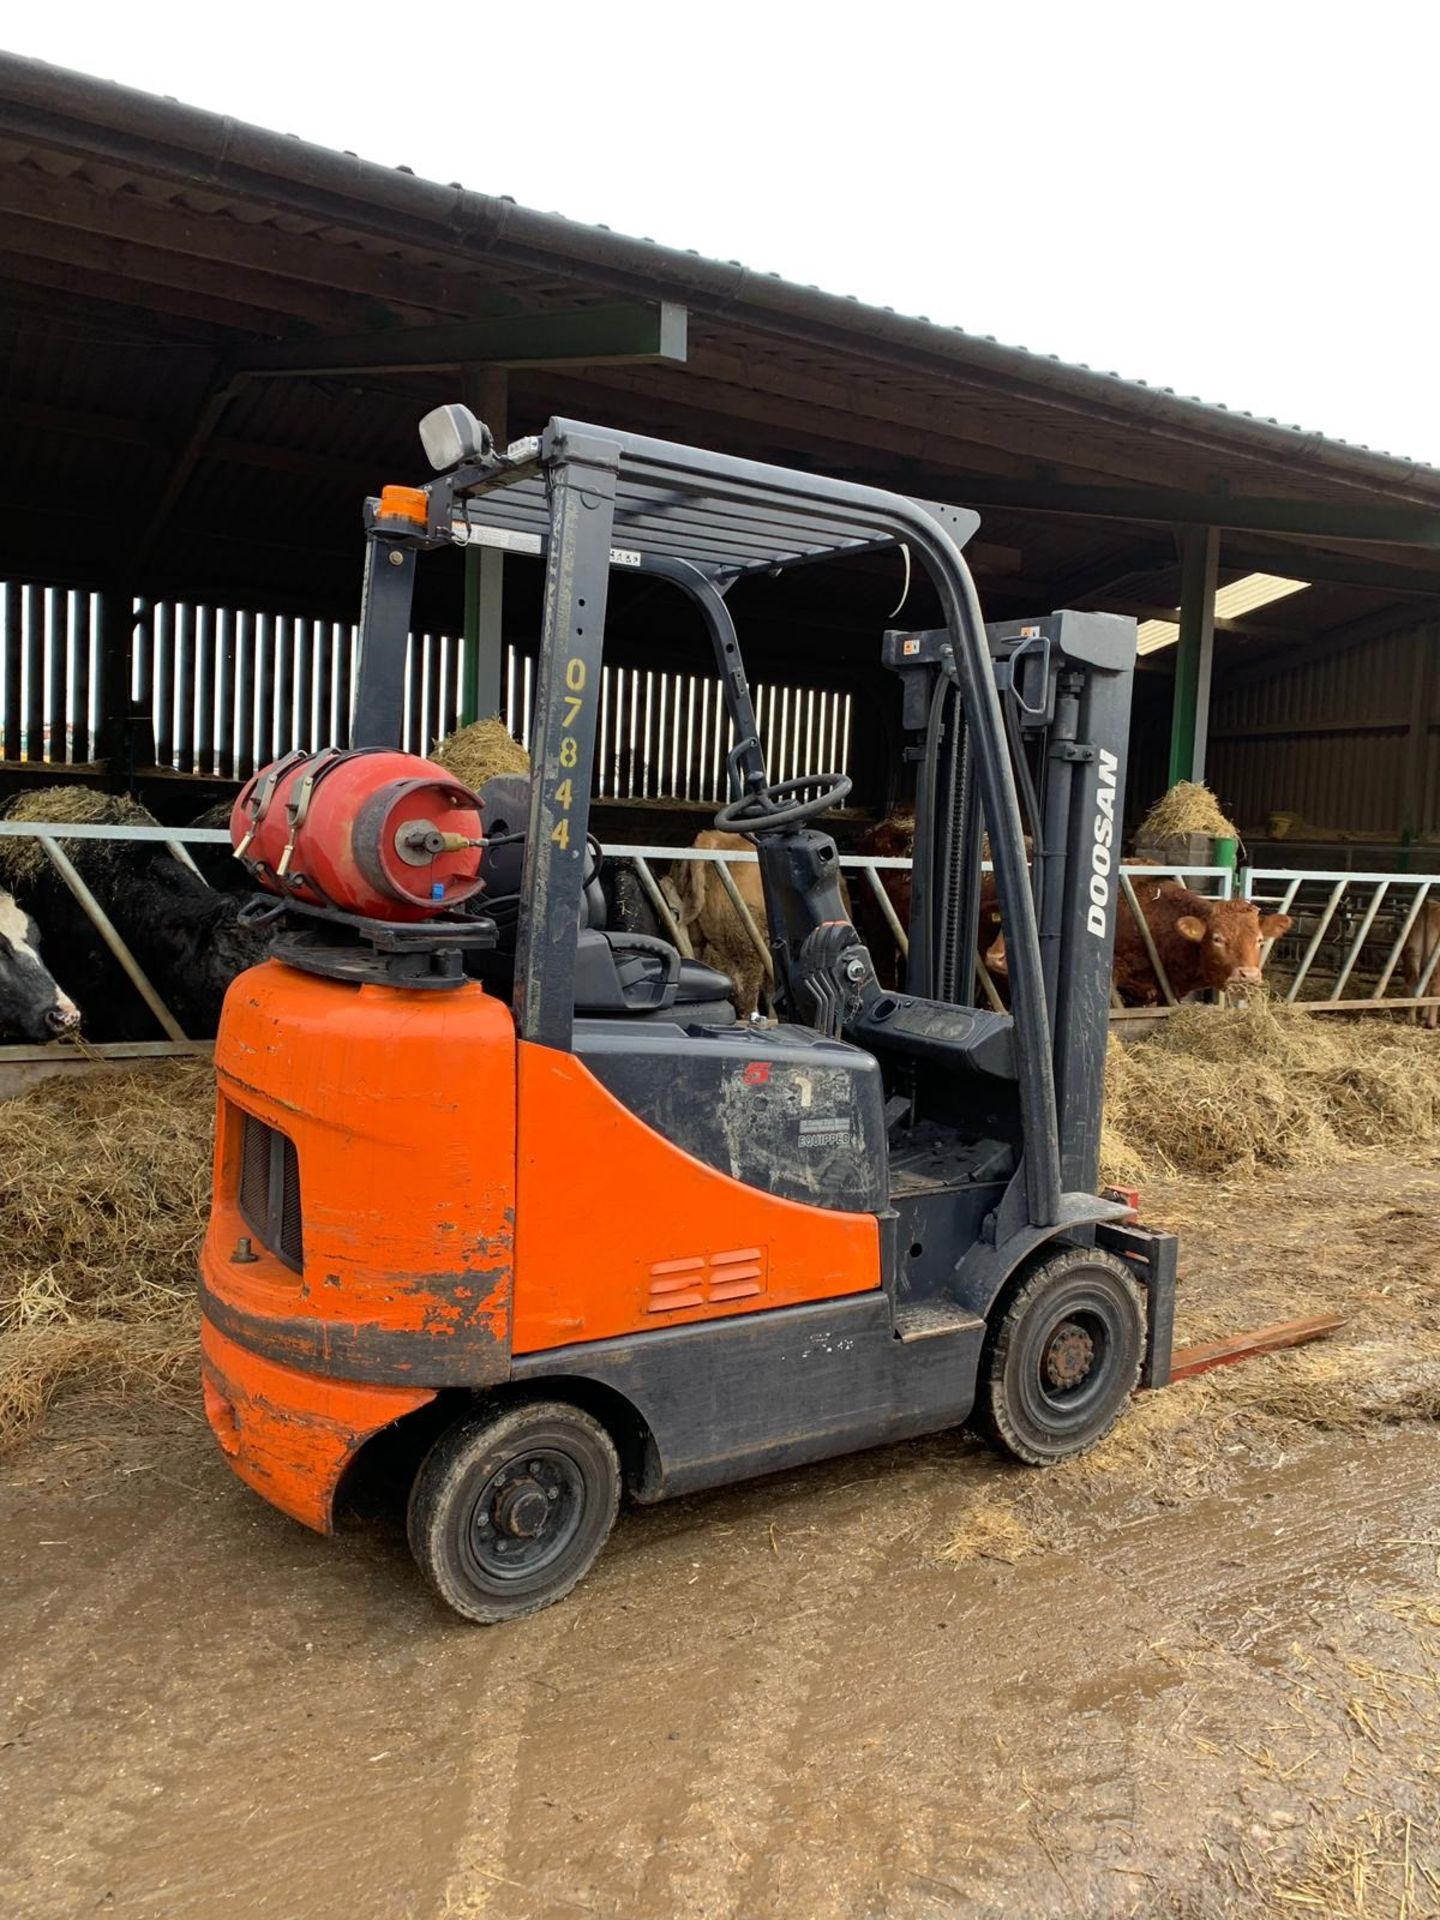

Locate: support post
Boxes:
[1401,624,1439,853]
[460,366,509,729]
[351,536,418,749]
[95,589,156,780]
[1168,525,1219,784]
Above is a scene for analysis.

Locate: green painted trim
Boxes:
[1168,528,1219,785]
[237,302,688,378]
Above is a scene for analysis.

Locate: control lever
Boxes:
[794,921,875,1039]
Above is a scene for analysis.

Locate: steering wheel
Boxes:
[714,771,852,833]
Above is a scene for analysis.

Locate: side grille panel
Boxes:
[239,1113,271,1232]
[237,1110,304,1273]
[646,1247,766,1314]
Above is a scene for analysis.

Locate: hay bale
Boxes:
[1101,1003,1440,1185]
[0,1060,212,1449]
[0,786,155,890]
[430,717,529,790]
[1135,780,1238,845]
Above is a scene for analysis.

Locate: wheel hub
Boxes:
[1042,1319,1096,1391]
[494,1478,551,1538]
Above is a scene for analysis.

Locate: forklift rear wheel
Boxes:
[407,1401,621,1623]
[973,1247,1145,1466]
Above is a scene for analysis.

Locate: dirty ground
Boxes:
[3,1157,1439,1920]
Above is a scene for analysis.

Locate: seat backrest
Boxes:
[477,774,605,950]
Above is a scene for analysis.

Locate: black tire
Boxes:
[972,1247,1145,1466]
[407,1400,621,1624]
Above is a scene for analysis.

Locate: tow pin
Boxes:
[232,1236,259,1264]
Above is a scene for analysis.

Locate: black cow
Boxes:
[0,886,80,1043]
[0,793,271,1042]
[186,800,252,895]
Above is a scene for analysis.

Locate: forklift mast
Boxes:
[349,413,1133,1235]
[883,610,1135,1196]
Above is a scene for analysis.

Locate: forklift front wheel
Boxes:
[973,1247,1145,1466]
[407,1401,621,1624]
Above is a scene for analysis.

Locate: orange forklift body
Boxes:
[199,958,881,1531]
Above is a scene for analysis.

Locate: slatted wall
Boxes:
[0,582,102,765]
[0,582,854,804]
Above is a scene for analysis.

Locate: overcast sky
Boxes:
[8,3,1436,465]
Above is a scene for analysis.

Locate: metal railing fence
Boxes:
[0,821,229,1062]
[1241,867,1440,1012]
[0,825,1437,1073]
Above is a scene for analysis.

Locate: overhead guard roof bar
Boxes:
[449,422,982,583]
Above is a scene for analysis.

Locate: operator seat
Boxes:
[471,775,739,1024]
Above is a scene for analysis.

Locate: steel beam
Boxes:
[460,366,509,728]
[919,475,1440,548]
[1221,540,1440,598]
[1169,527,1219,784]
[235,302,688,378]
[651,348,1190,492]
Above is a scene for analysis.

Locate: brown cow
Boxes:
[1113,881,1292,1005]
[852,809,1015,990]
[1401,897,1440,1030]
[668,830,770,1018]
[988,879,1292,1005]
[850,809,914,985]
[669,830,865,1015]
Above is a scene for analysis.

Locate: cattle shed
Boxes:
[1,51,1439,864]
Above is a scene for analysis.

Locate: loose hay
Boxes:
[1135,779,1239,844]
[429,716,530,789]
[1101,1003,1440,1183]
[937,1497,1049,1566]
[0,1061,212,1449]
[0,1323,196,1447]
[5,998,1440,1507]
[0,786,156,889]
[940,1003,1440,1567]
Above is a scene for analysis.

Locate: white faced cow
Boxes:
[0,887,80,1043]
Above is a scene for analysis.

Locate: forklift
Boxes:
[199,410,1177,1623]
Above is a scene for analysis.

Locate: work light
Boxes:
[418,403,492,472]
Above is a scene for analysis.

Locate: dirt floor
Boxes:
[3,1158,1440,1920]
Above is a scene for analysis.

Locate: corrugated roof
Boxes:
[1,49,1437,504]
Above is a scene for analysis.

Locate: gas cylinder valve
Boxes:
[393,822,486,865]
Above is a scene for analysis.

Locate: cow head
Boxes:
[0,890,81,1042]
[855,809,916,860]
[1175,899,1292,991]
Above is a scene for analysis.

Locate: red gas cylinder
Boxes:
[231,748,485,921]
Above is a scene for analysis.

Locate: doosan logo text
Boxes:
[1085,749,1121,939]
